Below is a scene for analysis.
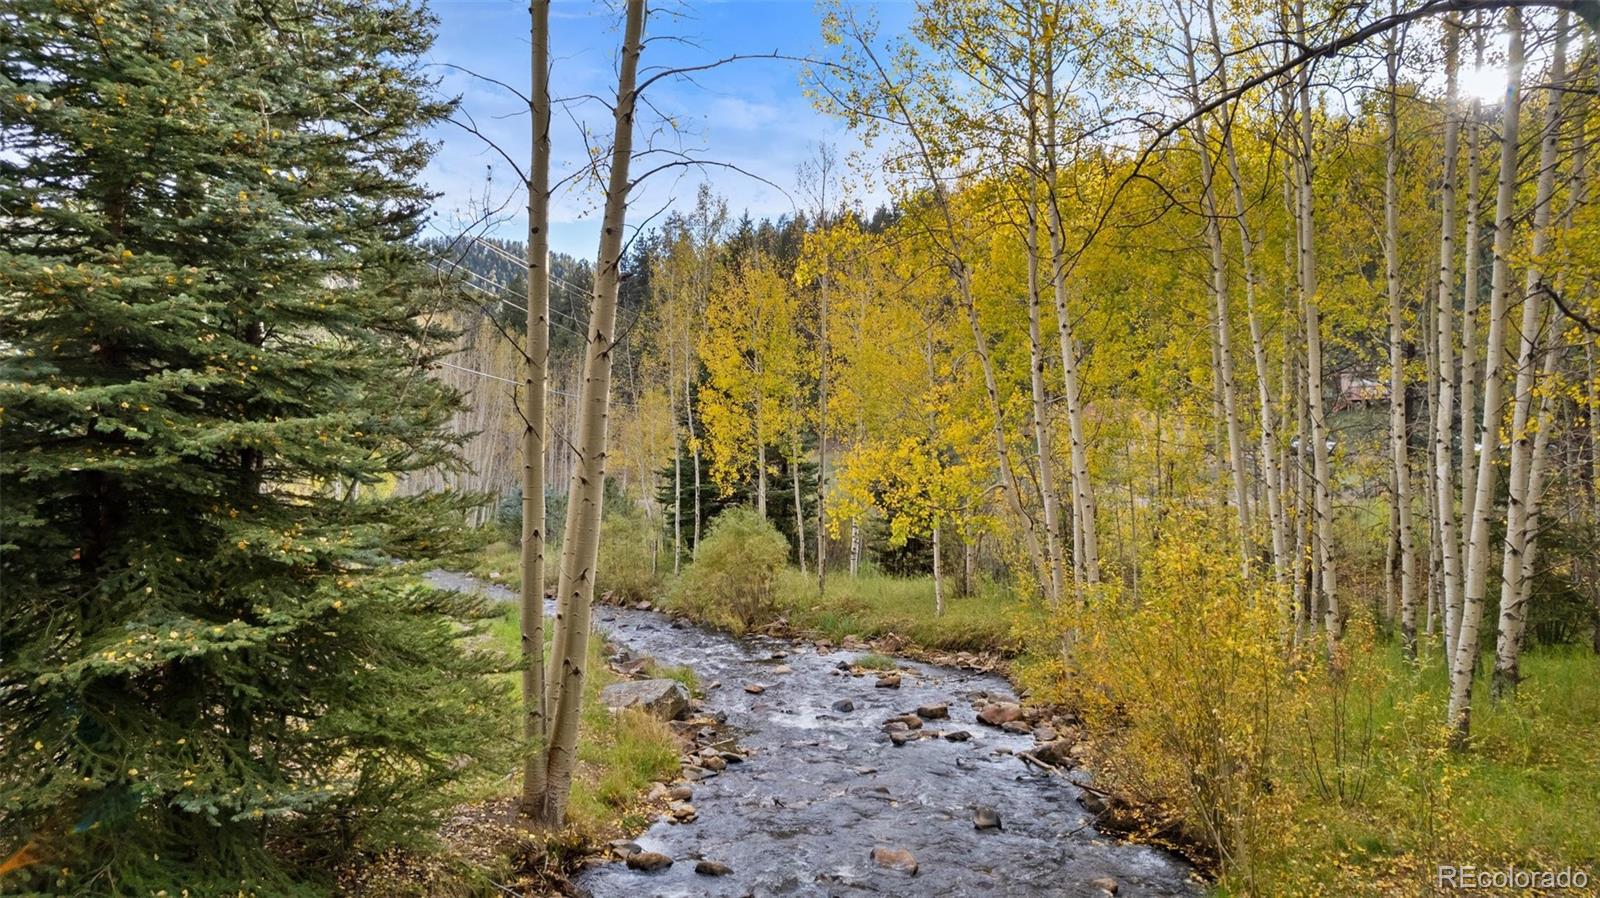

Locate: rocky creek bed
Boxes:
[426,571,1199,898]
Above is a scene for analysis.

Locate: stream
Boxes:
[426,571,1198,898]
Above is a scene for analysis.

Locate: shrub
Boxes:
[597,514,659,604]
[670,507,789,632]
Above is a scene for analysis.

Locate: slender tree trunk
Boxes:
[1043,60,1099,587]
[792,426,807,574]
[1434,15,1464,663]
[1450,7,1524,746]
[1025,168,1067,604]
[932,519,944,617]
[686,348,702,550]
[1493,15,1567,698]
[1383,17,1418,654]
[756,430,768,519]
[1295,0,1337,644]
[1458,16,1486,585]
[540,0,645,825]
[817,267,830,592]
[518,0,553,819]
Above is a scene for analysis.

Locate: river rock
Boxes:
[883,720,909,734]
[668,801,696,822]
[1033,725,1057,742]
[973,805,1002,830]
[1078,792,1108,815]
[916,703,949,720]
[1090,876,1119,894]
[944,730,972,742]
[609,840,641,857]
[626,851,673,872]
[876,673,902,689]
[1034,739,1075,767]
[832,698,855,713]
[695,860,733,876]
[700,754,727,771]
[869,846,919,875]
[886,713,923,730]
[744,683,766,694]
[888,730,916,746]
[772,664,793,674]
[667,784,693,801]
[599,679,690,720]
[633,600,652,611]
[978,701,1022,726]
[1002,720,1033,734]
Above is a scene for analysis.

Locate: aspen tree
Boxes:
[1433,16,1464,664]
[1458,16,1487,592]
[540,0,646,825]
[1494,14,1569,698]
[518,0,553,818]
[1451,7,1525,746]
[1382,8,1418,654]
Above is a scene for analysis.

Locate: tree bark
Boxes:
[1450,7,1524,747]
[518,0,553,819]
[1433,15,1464,664]
[539,0,646,826]
[1383,13,1418,654]
[1493,14,1567,698]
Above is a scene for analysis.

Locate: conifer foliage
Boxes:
[1,1,508,893]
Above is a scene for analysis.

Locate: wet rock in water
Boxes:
[668,801,697,822]
[772,664,793,674]
[633,600,652,611]
[883,720,909,734]
[885,713,923,730]
[700,755,727,771]
[599,679,690,721]
[1002,720,1033,735]
[944,730,972,742]
[973,806,1003,830]
[836,660,853,671]
[719,750,745,764]
[977,701,1023,727]
[876,673,902,689]
[1033,725,1058,742]
[744,683,766,695]
[888,730,916,746]
[609,840,642,857]
[625,851,673,872]
[869,846,919,875]
[667,784,693,801]
[1078,792,1108,815]
[769,651,788,660]
[915,703,949,720]
[1090,876,1119,894]
[832,698,855,713]
[695,860,733,876]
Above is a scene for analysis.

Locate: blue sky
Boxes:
[422,0,910,260]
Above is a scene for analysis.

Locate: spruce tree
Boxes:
[1,1,508,893]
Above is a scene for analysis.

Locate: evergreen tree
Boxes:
[1,1,508,893]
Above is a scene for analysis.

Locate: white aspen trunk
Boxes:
[1026,171,1067,604]
[756,431,768,519]
[792,427,807,574]
[1511,348,1560,644]
[1183,31,1252,574]
[540,0,645,825]
[817,269,829,591]
[1383,17,1417,653]
[1295,0,1337,643]
[1043,59,1099,587]
[849,519,861,578]
[1450,8,1524,746]
[1493,16,1567,697]
[518,0,553,817]
[932,519,944,617]
[686,348,702,550]
[1433,15,1464,663]
[1458,17,1486,583]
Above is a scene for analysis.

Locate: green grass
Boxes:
[1225,639,1600,896]
[482,605,680,841]
[851,652,898,671]
[766,568,1019,654]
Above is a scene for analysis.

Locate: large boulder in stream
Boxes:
[599,679,690,720]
